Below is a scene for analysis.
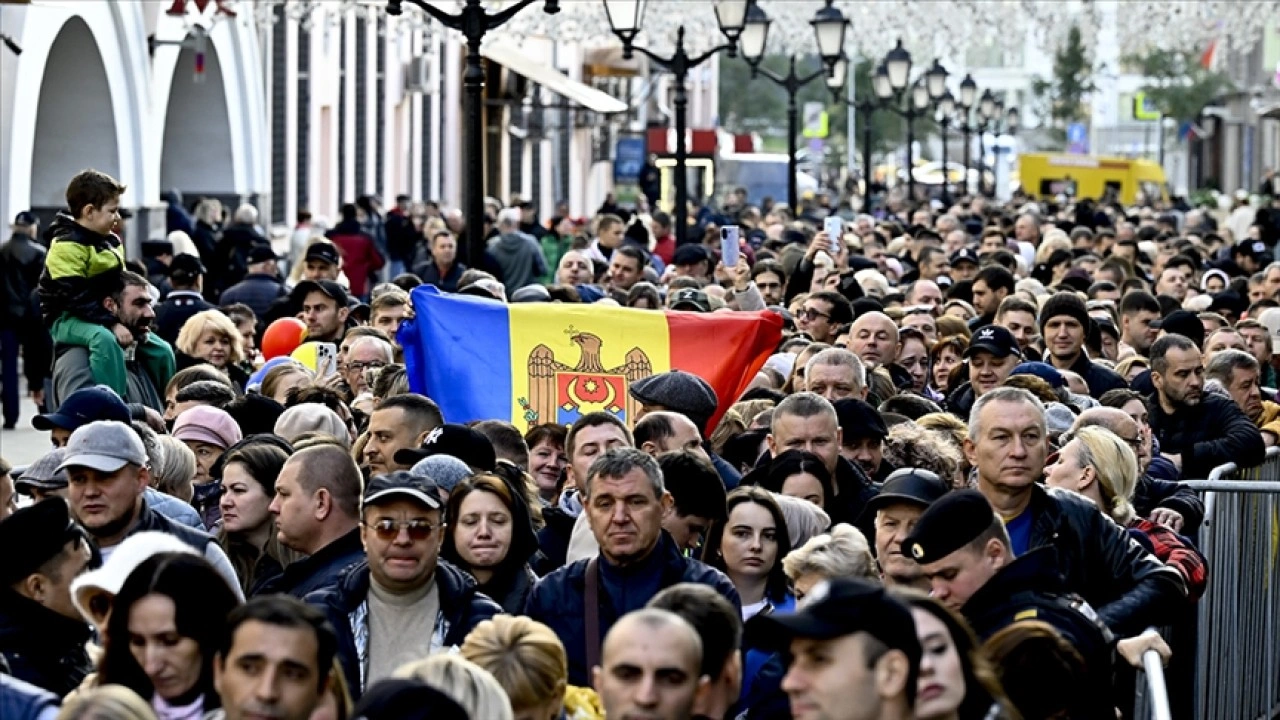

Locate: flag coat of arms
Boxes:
[399,286,783,432]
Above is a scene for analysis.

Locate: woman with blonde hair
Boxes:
[461,615,604,720]
[151,435,196,503]
[394,654,514,720]
[175,310,248,388]
[57,684,158,720]
[1115,355,1150,384]
[781,523,878,601]
[259,362,314,405]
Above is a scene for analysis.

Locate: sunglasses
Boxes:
[363,519,443,541]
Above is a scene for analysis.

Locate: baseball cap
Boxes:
[172,406,243,450]
[362,470,443,511]
[248,245,280,264]
[669,288,711,313]
[832,398,888,440]
[13,210,37,227]
[13,448,70,495]
[964,325,1022,360]
[863,467,949,514]
[292,279,350,308]
[57,420,148,474]
[393,424,497,471]
[901,489,998,565]
[1011,361,1065,389]
[745,577,922,663]
[304,243,341,265]
[168,253,207,278]
[33,386,130,431]
[673,244,711,266]
[1237,239,1269,261]
[70,531,198,627]
[949,248,980,267]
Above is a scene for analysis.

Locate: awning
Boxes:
[481,44,628,115]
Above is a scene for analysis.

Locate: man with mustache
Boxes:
[51,271,173,413]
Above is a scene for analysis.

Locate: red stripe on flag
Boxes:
[666,310,784,433]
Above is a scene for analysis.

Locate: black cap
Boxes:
[949,247,980,267]
[1209,290,1247,316]
[33,386,130,431]
[832,398,888,440]
[168,253,207,278]
[13,211,37,227]
[351,678,470,720]
[864,467,950,514]
[1237,239,1269,261]
[0,498,84,586]
[304,243,342,265]
[247,245,280,264]
[672,244,711,266]
[292,279,350,308]
[745,578,922,663]
[964,325,1022,360]
[393,424,497,471]
[1152,309,1204,347]
[669,288,711,312]
[901,489,998,565]
[362,470,443,511]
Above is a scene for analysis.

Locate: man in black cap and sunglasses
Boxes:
[306,471,501,700]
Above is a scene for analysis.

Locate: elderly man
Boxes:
[965,387,1186,636]
[341,336,393,397]
[525,448,739,686]
[488,207,547,291]
[904,279,943,311]
[1205,349,1280,447]
[864,468,949,589]
[804,349,867,403]
[848,312,899,370]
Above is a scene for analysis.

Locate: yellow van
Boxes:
[1016,153,1168,205]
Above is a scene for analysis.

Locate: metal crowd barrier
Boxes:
[1177,446,1280,720]
[1132,627,1175,720]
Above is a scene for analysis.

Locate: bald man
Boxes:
[848,312,899,369]
[595,609,710,720]
[557,250,596,285]
[1068,407,1202,533]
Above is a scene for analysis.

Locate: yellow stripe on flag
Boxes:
[509,305,671,432]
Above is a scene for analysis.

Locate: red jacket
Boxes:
[326,222,384,298]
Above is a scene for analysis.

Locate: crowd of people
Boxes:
[2,166,1280,720]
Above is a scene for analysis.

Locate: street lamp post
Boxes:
[824,58,881,213]
[604,0,750,245]
[869,40,947,203]
[386,0,559,265]
[739,1,847,214]
[957,74,976,195]
[936,90,955,203]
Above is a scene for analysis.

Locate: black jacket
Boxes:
[944,381,978,421]
[525,533,741,686]
[210,223,268,298]
[532,504,577,575]
[37,213,124,327]
[1026,484,1186,636]
[1147,393,1266,480]
[415,261,466,293]
[305,560,502,698]
[220,273,288,321]
[743,454,878,540]
[1059,352,1128,397]
[0,589,93,696]
[384,210,422,263]
[254,528,365,598]
[154,290,216,344]
[1133,474,1205,535]
[961,546,1116,718]
[1,233,45,329]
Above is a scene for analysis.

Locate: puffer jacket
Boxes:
[305,560,501,699]
[1147,393,1266,480]
[944,380,977,421]
[0,588,93,696]
[1027,483,1187,637]
[37,213,125,326]
[524,533,740,686]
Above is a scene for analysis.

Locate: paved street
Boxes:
[1,393,49,468]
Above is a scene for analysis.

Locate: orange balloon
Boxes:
[261,317,308,360]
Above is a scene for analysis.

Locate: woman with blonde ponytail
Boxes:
[1046,426,1207,599]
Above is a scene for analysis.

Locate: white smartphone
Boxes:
[314,342,338,377]
[824,216,843,255]
[721,226,740,268]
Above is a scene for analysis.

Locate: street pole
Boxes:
[962,122,971,195]
[863,105,874,213]
[745,54,828,213]
[387,0,559,266]
[940,117,950,204]
[905,108,916,201]
[977,120,987,197]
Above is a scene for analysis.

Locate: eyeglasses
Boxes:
[1119,435,1143,452]
[800,308,831,322]
[363,519,444,541]
[756,281,783,290]
[347,360,387,373]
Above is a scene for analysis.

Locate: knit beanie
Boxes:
[1038,291,1090,335]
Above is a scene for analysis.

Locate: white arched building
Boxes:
[0,0,266,251]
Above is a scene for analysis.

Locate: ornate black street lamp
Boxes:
[386,0,560,265]
[868,40,946,202]
[604,0,750,244]
[825,57,879,213]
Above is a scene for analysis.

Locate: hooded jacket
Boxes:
[305,560,502,698]
[524,532,740,686]
[0,588,93,696]
[327,220,384,298]
[1147,393,1266,480]
[487,230,547,291]
[37,213,125,327]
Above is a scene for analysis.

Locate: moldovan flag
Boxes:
[399,286,783,433]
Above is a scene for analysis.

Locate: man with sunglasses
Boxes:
[796,291,852,344]
[306,470,501,699]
